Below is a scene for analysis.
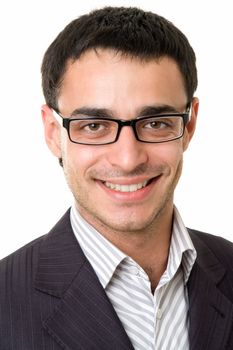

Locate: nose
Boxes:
[106,125,149,172]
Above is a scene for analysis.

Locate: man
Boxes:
[0,6,232,350]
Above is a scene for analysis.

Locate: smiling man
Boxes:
[1,7,233,350]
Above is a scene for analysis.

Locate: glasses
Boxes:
[53,107,191,145]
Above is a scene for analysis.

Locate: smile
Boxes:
[104,180,149,192]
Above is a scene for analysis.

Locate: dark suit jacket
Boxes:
[0,209,233,350]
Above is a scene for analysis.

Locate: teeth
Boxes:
[105,180,148,192]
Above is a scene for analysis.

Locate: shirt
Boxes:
[70,206,196,350]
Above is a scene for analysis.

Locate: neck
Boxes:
[112,213,172,290]
[77,202,174,289]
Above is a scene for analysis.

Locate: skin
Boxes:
[42,49,199,289]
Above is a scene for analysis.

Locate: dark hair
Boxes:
[41,6,197,110]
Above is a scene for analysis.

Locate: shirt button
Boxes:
[129,266,140,275]
[157,309,162,319]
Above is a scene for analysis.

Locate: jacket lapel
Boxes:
[188,230,233,350]
[35,210,134,350]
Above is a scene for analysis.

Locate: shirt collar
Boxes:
[166,206,197,285]
[70,205,196,289]
[70,206,126,288]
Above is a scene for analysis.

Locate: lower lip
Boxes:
[97,177,161,202]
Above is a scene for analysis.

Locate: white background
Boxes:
[0,0,232,259]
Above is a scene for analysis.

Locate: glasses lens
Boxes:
[136,116,184,142]
[69,118,118,144]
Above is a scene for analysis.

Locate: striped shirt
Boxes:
[70,206,196,350]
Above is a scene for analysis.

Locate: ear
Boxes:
[183,97,199,151]
[41,104,62,158]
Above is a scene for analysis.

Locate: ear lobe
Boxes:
[183,97,199,151]
[41,104,62,158]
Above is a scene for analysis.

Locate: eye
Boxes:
[143,118,172,129]
[71,119,108,133]
[147,120,167,129]
[84,122,103,132]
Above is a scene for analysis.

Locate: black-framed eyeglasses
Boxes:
[53,107,191,145]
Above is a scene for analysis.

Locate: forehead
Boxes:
[58,49,187,115]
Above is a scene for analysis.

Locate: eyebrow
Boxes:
[139,105,182,117]
[70,108,113,118]
[69,104,184,119]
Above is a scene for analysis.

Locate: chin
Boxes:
[96,211,157,234]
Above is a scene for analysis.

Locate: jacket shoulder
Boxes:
[0,233,47,291]
[188,228,233,272]
[0,209,71,271]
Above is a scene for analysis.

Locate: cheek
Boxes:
[64,143,102,175]
[151,142,183,170]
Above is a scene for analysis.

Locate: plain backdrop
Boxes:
[0,0,232,259]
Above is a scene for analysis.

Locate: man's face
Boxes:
[42,49,198,235]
